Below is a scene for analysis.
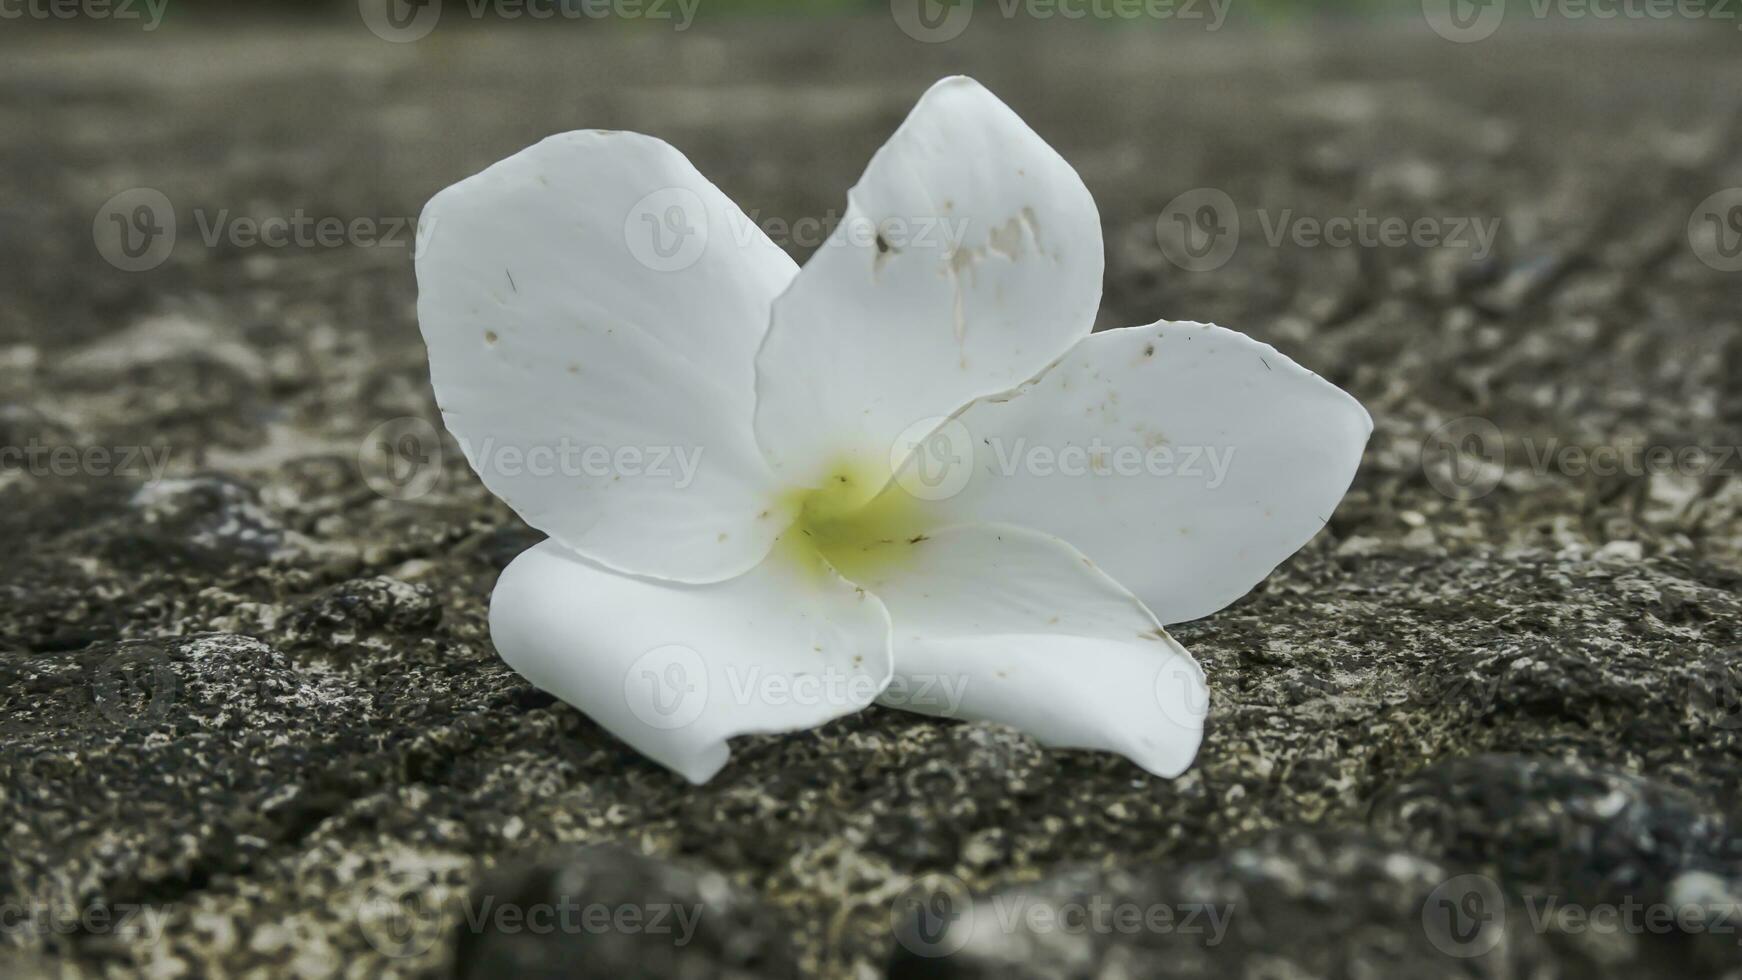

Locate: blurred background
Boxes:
[4,2,1742,978]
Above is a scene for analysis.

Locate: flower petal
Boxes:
[491,539,894,784]
[917,321,1371,624]
[826,523,1206,778]
[752,76,1103,488]
[417,131,797,583]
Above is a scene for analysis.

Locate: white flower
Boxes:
[415,76,1370,784]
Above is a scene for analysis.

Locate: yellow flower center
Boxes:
[775,457,927,584]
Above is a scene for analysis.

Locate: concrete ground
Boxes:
[3,15,1742,979]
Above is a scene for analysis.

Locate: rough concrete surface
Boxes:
[3,16,1742,980]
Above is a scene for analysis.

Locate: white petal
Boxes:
[417,131,797,583]
[491,539,894,784]
[919,321,1371,624]
[752,76,1103,488]
[827,523,1206,778]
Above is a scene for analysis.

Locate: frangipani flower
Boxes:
[416,76,1370,784]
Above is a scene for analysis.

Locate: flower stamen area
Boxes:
[776,458,926,584]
